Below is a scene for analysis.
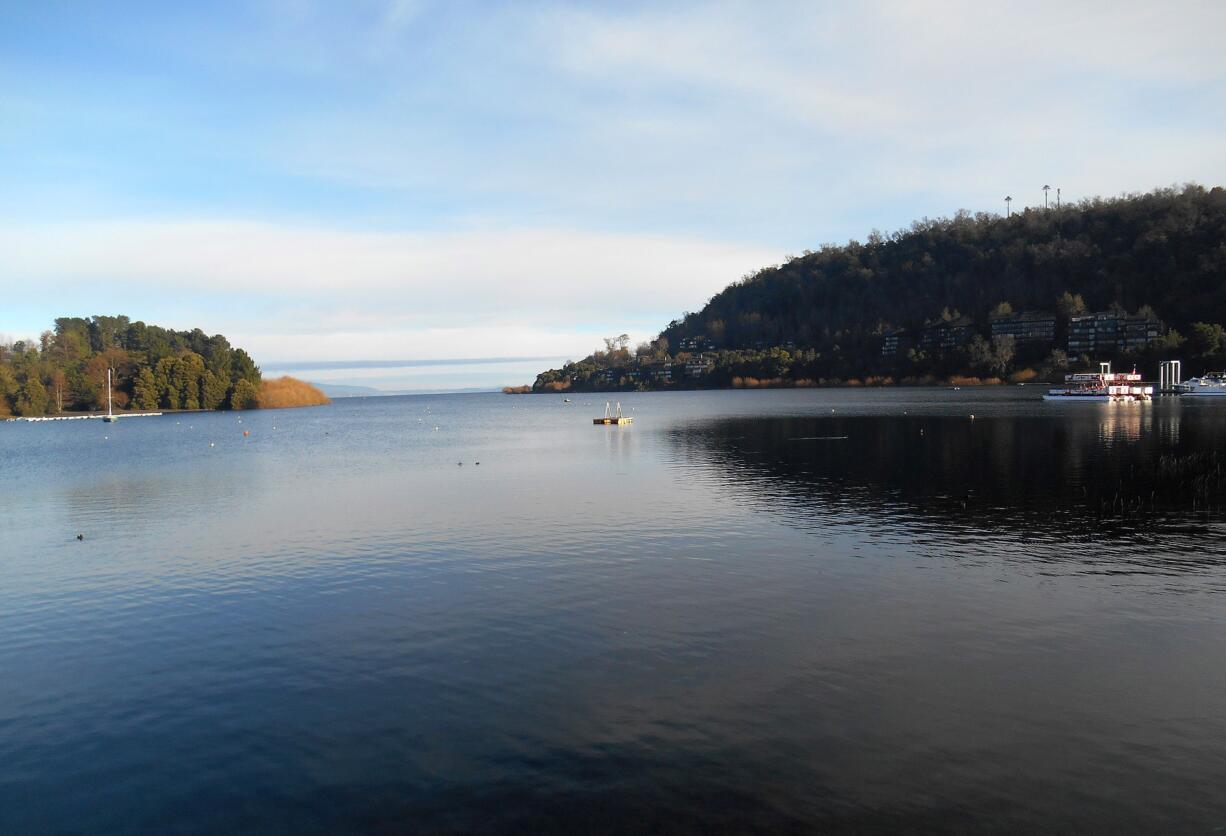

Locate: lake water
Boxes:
[3,389,1225,834]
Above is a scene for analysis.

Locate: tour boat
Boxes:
[1043,362,1152,402]
[1174,372,1226,396]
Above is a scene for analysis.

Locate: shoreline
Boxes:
[508,379,1060,395]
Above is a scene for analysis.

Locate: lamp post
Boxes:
[1005,195,1013,218]
[1043,184,1050,209]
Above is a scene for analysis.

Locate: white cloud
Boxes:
[0,219,778,357]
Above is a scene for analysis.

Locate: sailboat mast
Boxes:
[107,368,113,417]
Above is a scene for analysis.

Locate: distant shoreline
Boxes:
[506,377,1066,394]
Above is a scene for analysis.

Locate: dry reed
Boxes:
[257,376,331,409]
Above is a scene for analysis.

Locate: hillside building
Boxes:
[881,329,911,357]
[921,316,977,350]
[1068,313,1161,355]
[989,311,1056,345]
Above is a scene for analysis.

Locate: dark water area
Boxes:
[2,389,1225,834]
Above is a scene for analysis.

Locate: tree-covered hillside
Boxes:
[532,185,1226,392]
[665,184,1225,355]
[0,316,261,417]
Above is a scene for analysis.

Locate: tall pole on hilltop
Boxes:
[1056,187,1061,209]
[1043,184,1050,209]
[1005,195,1013,218]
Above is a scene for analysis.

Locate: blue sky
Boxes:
[2,0,1224,389]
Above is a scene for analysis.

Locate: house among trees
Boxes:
[684,355,715,378]
[989,311,1056,345]
[644,362,673,383]
[678,336,715,352]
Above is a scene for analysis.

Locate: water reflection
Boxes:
[667,402,1226,540]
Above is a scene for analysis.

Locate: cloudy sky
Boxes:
[2,1,1224,388]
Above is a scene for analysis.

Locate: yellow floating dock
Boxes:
[594,401,633,425]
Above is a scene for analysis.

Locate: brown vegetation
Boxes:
[257,376,331,409]
[947,375,1003,386]
[502,385,532,394]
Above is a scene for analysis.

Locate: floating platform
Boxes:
[9,412,164,422]
[594,401,632,425]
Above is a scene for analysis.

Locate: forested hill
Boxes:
[0,316,262,417]
[531,184,1226,392]
[663,185,1226,355]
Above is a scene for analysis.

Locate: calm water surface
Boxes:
[2,389,1225,834]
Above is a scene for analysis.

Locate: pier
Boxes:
[8,412,164,422]
[1158,360,1182,395]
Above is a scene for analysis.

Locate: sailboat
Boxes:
[103,368,118,422]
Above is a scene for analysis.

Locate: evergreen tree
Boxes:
[200,370,229,410]
[0,365,16,416]
[230,378,260,409]
[15,376,48,417]
[133,366,159,411]
[155,356,179,409]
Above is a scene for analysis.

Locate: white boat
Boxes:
[1174,372,1226,396]
[1043,362,1152,402]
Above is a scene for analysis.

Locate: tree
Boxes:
[230,378,260,409]
[133,366,159,411]
[170,353,206,409]
[1188,322,1225,358]
[15,376,48,417]
[0,365,17,416]
[231,348,260,386]
[200,370,229,410]
[1154,328,1185,352]
[990,301,1014,318]
[1056,292,1087,318]
[964,336,993,373]
[1040,349,1069,379]
[989,335,1016,376]
[155,357,178,408]
[49,370,68,414]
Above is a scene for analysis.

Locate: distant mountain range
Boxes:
[311,383,499,397]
